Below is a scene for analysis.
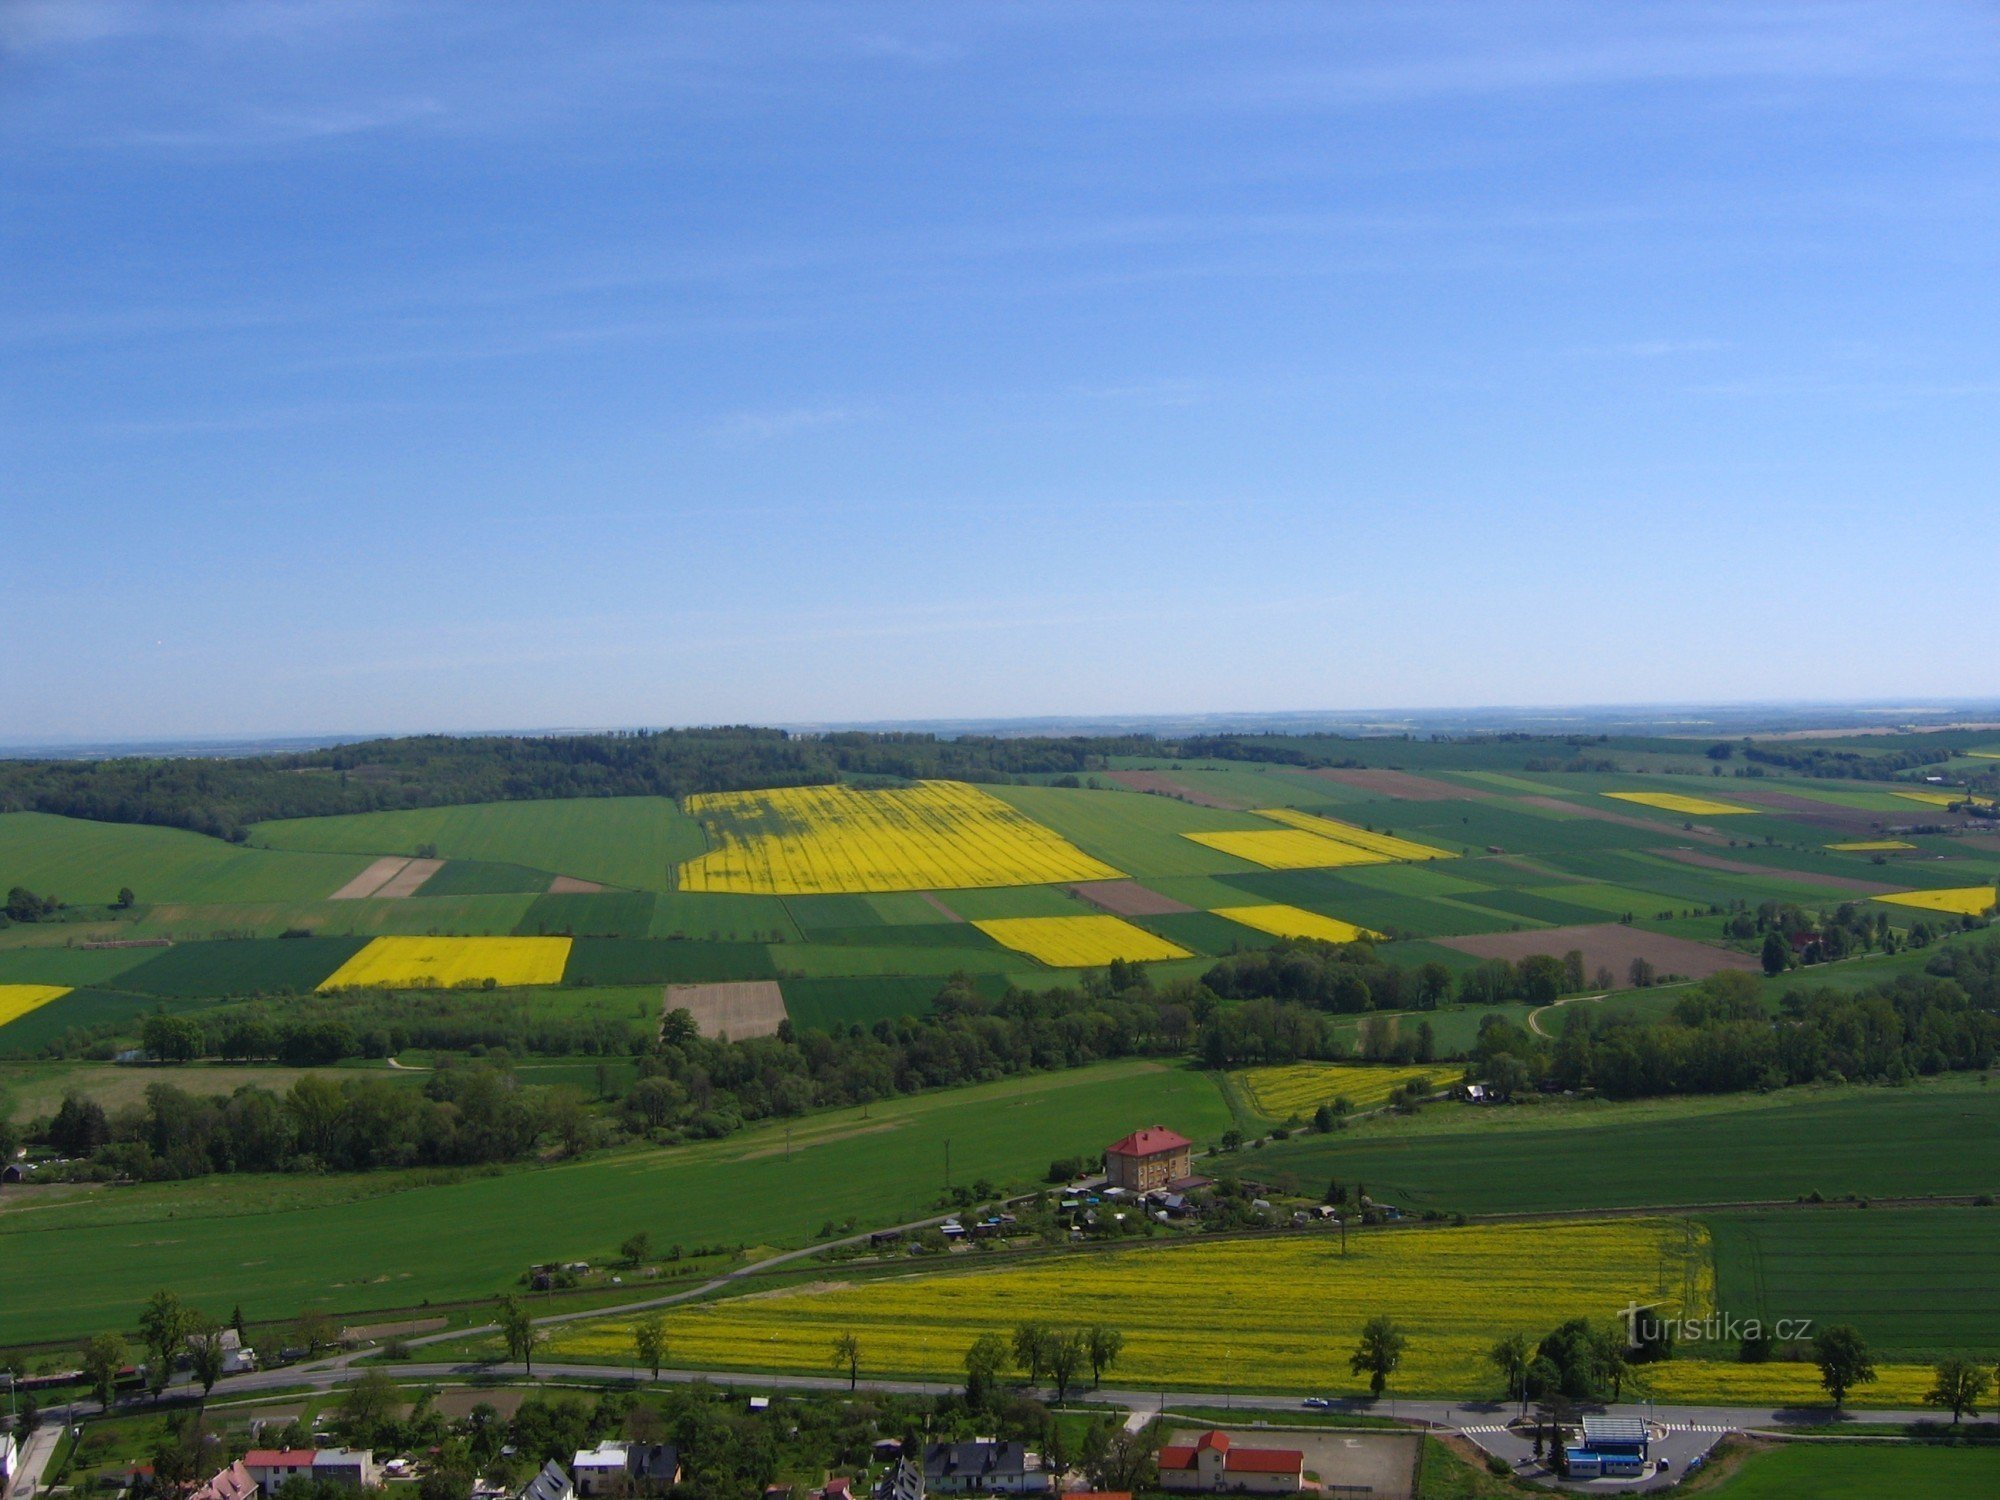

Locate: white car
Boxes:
[1303,1398,1331,1410]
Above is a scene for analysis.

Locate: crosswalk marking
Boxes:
[1457,1424,1507,1434]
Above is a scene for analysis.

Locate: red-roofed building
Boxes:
[243,1451,319,1494]
[190,1461,257,1500]
[1105,1125,1192,1192]
[1157,1430,1304,1494]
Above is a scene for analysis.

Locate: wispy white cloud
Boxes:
[709,404,874,443]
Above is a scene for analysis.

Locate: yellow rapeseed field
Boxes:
[1827,840,1914,851]
[1602,791,1751,817]
[1241,1062,1447,1116]
[1895,789,1997,808]
[972,915,1191,967]
[0,984,71,1028]
[548,1219,1711,1399]
[1646,1359,1934,1408]
[1250,807,1451,861]
[1215,904,1382,945]
[678,781,1121,894]
[1874,887,1997,918]
[1184,828,1392,870]
[317,936,572,991]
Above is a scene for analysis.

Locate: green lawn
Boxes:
[1252,1077,2000,1215]
[1702,1442,2000,1498]
[0,1058,1232,1346]
[252,797,707,892]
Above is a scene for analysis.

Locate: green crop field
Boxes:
[565,937,779,984]
[780,974,983,1031]
[1252,1077,2000,1215]
[1702,1443,2000,1498]
[1708,1207,2000,1359]
[420,860,556,896]
[0,1058,1232,1345]
[0,989,219,1059]
[0,946,160,986]
[252,797,707,892]
[116,936,368,996]
[516,890,659,938]
[986,783,1272,877]
[0,812,374,906]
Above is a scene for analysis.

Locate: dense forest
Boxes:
[0,725,1976,841]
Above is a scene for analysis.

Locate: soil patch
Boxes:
[329,856,411,900]
[1438,923,1758,981]
[548,875,605,894]
[433,1389,531,1420]
[342,1315,447,1343]
[1654,848,1903,895]
[1107,769,1245,808]
[916,891,964,922]
[1515,795,1732,845]
[1071,880,1195,916]
[665,979,787,1040]
[1309,767,1490,802]
[372,857,444,899]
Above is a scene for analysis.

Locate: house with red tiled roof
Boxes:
[1157,1430,1304,1494]
[189,1461,256,1500]
[243,1451,319,1494]
[1105,1125,1192,1192]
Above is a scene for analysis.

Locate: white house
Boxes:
[571,1442,631,1499]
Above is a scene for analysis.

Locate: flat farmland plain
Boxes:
[0,1059,1230,1345]
[0,811,374,906]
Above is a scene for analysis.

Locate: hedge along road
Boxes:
[0,1059,1233,1345]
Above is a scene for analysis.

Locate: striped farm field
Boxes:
[0,984,72,1028]
[1874,886,1996,917]
[1828,840,1915,851]
[679,781,1122,894]
[1240,1062,1446,1117]
[1214,904,1382,944]
[1184,828,1391,870]
[317,935,572,990]
[1896,789,1996,808]
[1602,791,1751,816]
[547,1218,1709,1398]
[1250,807,1452,861]
[971,914,1191,967]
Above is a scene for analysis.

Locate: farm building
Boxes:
[1157,1431,1304,1495]
[1105,1125,1193,1192]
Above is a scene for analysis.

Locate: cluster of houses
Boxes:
[868,1427,1303,1499]
[185,1448,380,1500]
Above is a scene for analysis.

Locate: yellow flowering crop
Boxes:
[0,984,71,1028]
[317,935,572,991]
[1874,887,1997,918]
[1602,791,1751,816]
[1895,789,1996,808]
[1183,829,1391,870]
[972,915,1191,967]
[1249,808,1451,861]
[1241,1063,1447,1116]
[1827,840,1913,851]
[1646,1358,1934,1408]
[1214,904,1381,945]
[678,781,1121,894]
[549,1219,1711,1399]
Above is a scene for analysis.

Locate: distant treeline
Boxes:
[2,726,1975,841]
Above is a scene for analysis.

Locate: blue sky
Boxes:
[4,2,1997,739]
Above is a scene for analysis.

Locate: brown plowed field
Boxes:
[329,856,410,900]
[1106,770,1245,808]
[1309,767,1490,801]
[373,856,444,898]
[1654,847,1903,895]
[1706,787,1903,833]
[1071,879,1195,916]
[548,875,605,893]
[1439,923,1758,980]
[1515,795,1732,844]
[665,979,787,1040]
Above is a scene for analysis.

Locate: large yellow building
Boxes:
[1105,1125,1193,1192]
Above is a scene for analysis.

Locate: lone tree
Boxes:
[1489,1333,1531,1411]
[1813,1324,1876,1407]
[1086,1325,1124,1388]
[620,1231,653,1268]
[1013,1322,1051,1385]
[831,1331,862,1392]
[138,1290,192,1399]
[1925,1358,1991,1425]
[1047,1332,1085,1404]
[82,1332,127,1411]
[498,1296,541,1375]
[187,1326,228,1399]
[1350,1315,1407,1398]
[632,1314,668,1380]
[964,1333,1007,1404]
